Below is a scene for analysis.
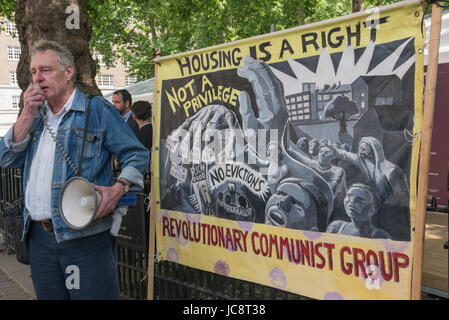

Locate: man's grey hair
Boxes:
[30,40,76,83]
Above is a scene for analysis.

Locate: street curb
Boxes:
[0,263,35,299]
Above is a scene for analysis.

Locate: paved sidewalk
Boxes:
[0,233,36,300]
[0,267,33,300]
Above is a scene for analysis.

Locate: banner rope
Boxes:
[133,191,151,213]
[424,0,449,8]
[422,0,449,36]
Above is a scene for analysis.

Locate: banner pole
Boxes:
[411,2,443,300]
[147,48,161,300]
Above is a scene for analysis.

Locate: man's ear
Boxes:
[65,64,75,82]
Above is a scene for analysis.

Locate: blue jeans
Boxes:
[29,221,120,300]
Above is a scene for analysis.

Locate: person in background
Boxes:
[111,89,139,173]
[308,138,320,160]
[131,100,153,252]
[296,137,310,156]
[131,100,152,194]
[131,100,153,160]
[288,143,348,223]
[326,183,391,239]
[334,136,410,240]
[112,89,138,134]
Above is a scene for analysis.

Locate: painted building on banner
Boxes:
[280,10,449,209]
[351,75,402,112]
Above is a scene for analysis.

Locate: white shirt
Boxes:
[25,91,75,221]
[138,122,152,130]
[122,110,132,122]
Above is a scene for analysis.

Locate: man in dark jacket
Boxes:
[112,89,139,134]
[131,100,153,246]
[131,101,153,157]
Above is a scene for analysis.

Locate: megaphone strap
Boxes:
[77,95,94,176]
[39,95,95,177]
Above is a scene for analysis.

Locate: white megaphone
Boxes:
[59,176,136,236]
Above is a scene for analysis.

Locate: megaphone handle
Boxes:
[110,212,123,237]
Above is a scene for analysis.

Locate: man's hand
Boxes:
[166,104,240,165]
[237,56,288,132]
[13,83,46,143]
[91,182,127,220]
[23,83,46,117]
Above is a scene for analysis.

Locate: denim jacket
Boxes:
[0,87,150,242]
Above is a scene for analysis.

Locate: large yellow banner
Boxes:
[153,0,424,300]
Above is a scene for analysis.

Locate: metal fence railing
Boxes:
[153,261,306,300]
[0,167,23,253]
[1,166,446,300]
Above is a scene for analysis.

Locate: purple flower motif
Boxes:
[159,210,169,223]
[176,233,188,246]
[214,260,230,276]
[269,267,287,289]
[186,213,201,223]
[324,292,344,300]
[166,248,179,262]
[227,241,236,252]
[383,239,410,252]
[303,230,322,240]
[237,221,253,232]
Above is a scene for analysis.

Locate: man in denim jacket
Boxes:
[0,40,149,299]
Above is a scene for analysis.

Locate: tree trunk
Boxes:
[352,0,364,13]
[338,116,347,134]
[15,0,100,110]
[297,3,305,26]
[338,115,353,146]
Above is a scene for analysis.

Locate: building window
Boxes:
[8,46,21,61]
[12,95,20,108]
[303,83,315,92]
[97,74,114,87]
[9,71,17,85]
[285,92,312,122]
[125,75,137,87]
[375,97,386,105]
[5,21,18,36]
